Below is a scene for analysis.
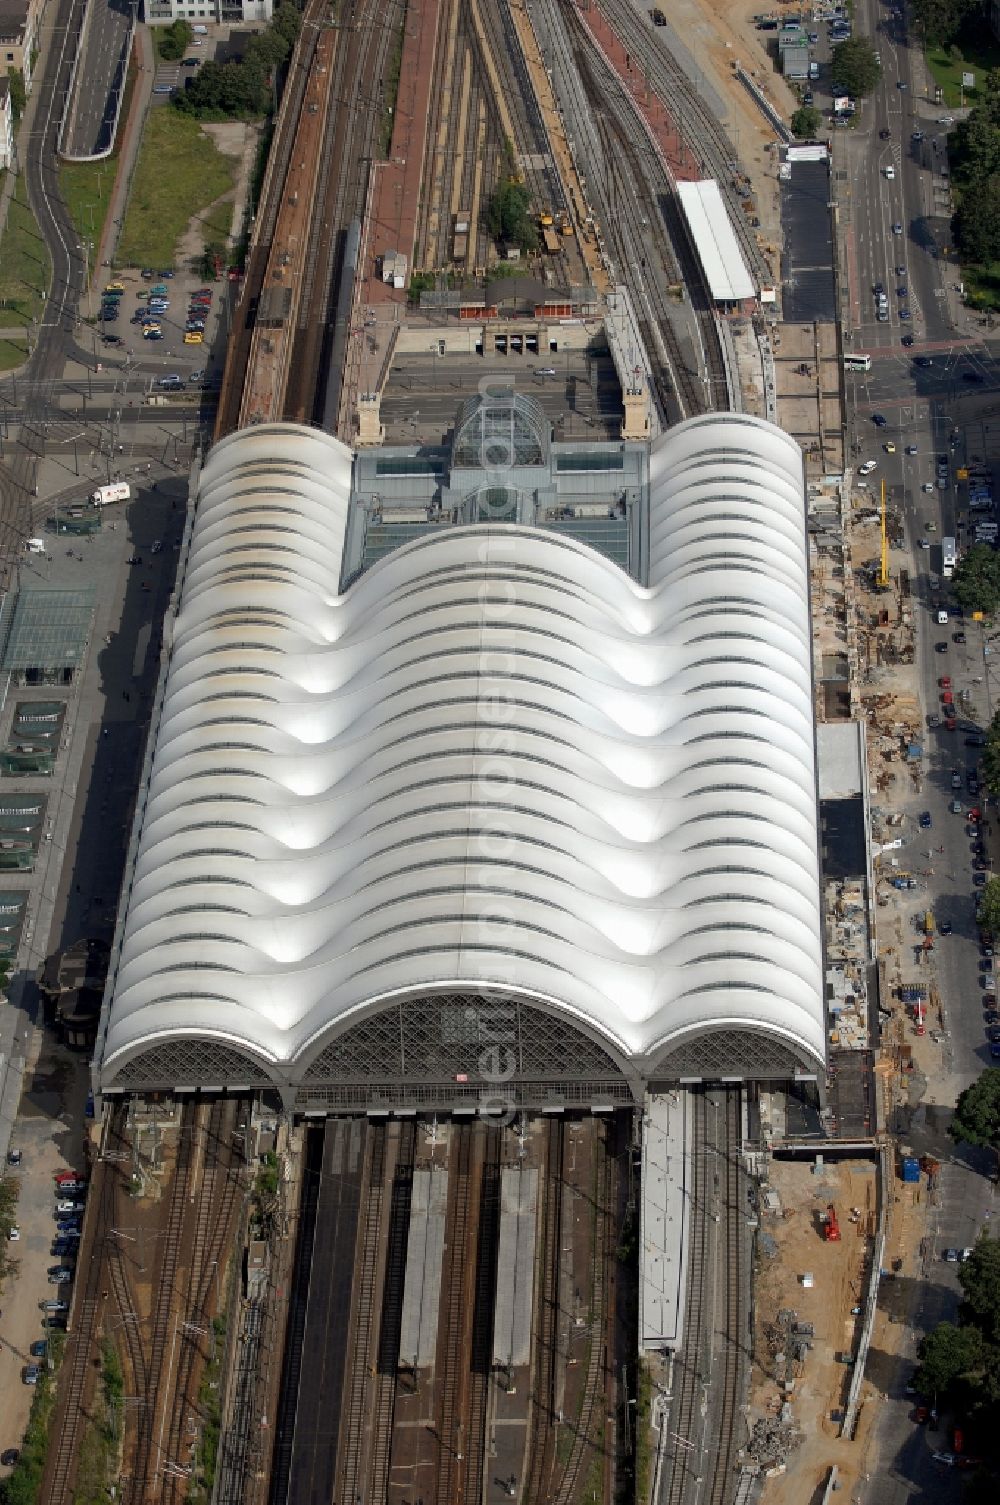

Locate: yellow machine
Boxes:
[878,479,890,589]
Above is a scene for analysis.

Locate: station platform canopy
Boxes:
[675,179,755,304]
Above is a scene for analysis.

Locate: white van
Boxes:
[25,538,46,554]
[91,482,131,506]
[884,165,895,179]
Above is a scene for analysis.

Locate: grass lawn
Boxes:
[925,15,1000,107]
[0,337,29,372]
[0,173,51,324]
[58,52,136,254]
[59,157,117,252]
[117,108,236,269]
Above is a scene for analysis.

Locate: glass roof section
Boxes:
[0,588,96,671]
[452,386,549,469]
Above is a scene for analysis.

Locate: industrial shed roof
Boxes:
[675,179,755,302]
[95,413,823,1092]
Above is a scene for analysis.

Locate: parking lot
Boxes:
[0,1054,92,1474]
[97,265,227,385]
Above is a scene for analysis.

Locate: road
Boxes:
[839,0,965,351]
[831,5,1000,1501]
[0,0,88,574]
[60,0,135,160]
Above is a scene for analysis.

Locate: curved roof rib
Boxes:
[98,414,824,1088]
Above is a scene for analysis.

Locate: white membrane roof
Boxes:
[675,179,755,302]
[98,414,824,1086]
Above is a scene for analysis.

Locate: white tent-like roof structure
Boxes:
[675,179,755,303]
[95,414,824,1106]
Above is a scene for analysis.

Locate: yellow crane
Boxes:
[878,478,890,589]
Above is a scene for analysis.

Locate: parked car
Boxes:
[21,1367,40,1386]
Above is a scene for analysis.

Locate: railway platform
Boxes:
[640,1090,692,1353]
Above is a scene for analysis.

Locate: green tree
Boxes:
[951,542,1000,613]
[831,38,882,98]
[272,1,302,50]
[791,105,822,139]
[954,174,1000,262]
[974,875,1000,937]
[960,1238,1000,1343]
[952,114,1000,186]
[984,710,1000,797]
[914,1321,985,1396]
[6,66,26,123]
[486,179,538,253]
[912,0,982,48]
[952,1072,1000,1152]
[158,19,193,62]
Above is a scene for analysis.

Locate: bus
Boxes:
[844,353,872,372]
[942,537,957,578]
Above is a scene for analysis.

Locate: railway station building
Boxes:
[93,396,826,1113]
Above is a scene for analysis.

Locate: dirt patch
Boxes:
[752,1159,879,1502]
[175,121,260,268]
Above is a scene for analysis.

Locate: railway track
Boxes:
[129,1103,199,1500]
[339,1120,388,1503]
[215,0,327,437]
[434,1122,473,1505]
[706,1090,745,1505]
[662,1089,745,1505]
[475,0,566,225]
[465,1124,501,1505]
[592,0,774,292]
[287,0,402,427]
[663,1091,710,1505]
[369,1119,416,1500]
[160,1099,243,1505]
[552,1117,615,1505]
[262,1124,326,1505]
[413,0,458,268]
[42,1107,127,1504]
[538,0,726,418]
[570,32,719,418]
[522,1117,565,1503]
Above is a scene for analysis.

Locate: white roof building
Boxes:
[94,408,824,1111]
[675,179,755,303]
